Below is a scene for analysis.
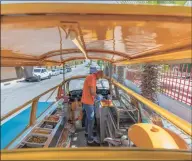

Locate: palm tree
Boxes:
[116,0,187,103]
[117,66,124,85]
[140,64,159,103]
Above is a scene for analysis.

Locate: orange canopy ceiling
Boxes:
[1,3,191,66]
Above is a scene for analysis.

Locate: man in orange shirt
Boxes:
[81,70,103,146]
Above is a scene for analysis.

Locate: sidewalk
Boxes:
[1,78,25,87]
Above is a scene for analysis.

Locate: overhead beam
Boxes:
[39,49,81,59]
[40,48,127,60]
[2,14,191,32]
[114,49,192,66]
[130,45,191,59]
[1,57,60,67]
[62,57,113,63]
[1,50,38,60]
[1,3,191,17]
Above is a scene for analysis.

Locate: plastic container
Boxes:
[39,121,58,129]
[24,134,48,148]
[45,115,60,122]
[32,128,52,135]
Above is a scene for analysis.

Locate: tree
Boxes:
[140,64,159,103]
[117,66,125,85]
[117,0,187,103]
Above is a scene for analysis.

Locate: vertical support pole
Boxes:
[30,98,39,126]
[114,65,120,99]
[57,85,62,99]
[63,63,65,94]
[109,63,113,98]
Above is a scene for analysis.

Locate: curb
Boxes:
[3,83,11,86]
[1,78,25,87]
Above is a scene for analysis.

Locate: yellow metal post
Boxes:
[29,98,39,126]
[57,85,62,99]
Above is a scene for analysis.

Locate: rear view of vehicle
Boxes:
[60,68,63,74]
[66,66,72,72]
[51,69,59,76]
[25,68,51,82]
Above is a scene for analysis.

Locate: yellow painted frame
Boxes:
[114,49,192,65]
[1,148,191,160]
[1,3,191,17]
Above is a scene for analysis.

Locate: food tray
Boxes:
[39,120,58,129]
[55,112,65,117]
[44,115,60,122]
[18,142,44,148]
[32,127,52,135]
[23,134,48,148]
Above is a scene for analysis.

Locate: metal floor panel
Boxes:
[70,129,87,148]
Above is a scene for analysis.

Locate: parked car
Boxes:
[47,70,52,77]
[51,69,60,76]
[25,68,51,82]
[66,66,72,72]
[60,68,66,74]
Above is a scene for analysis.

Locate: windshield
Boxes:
[33,69,41,73]
[68,78,109,91]
[69,78,85,91]
[97,79,109,89]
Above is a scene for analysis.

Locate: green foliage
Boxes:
[140,65,159,103]
[163,65,170,72]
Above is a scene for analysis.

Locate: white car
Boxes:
[47,70,52,76]
[60,68,67,74]
[51,69,60,76]
[26,68,51,82]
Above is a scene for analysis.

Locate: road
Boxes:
[1,64,89,117]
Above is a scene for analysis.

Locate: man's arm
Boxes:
[89,86,97,97]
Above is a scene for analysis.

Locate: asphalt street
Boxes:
[1,64,89,117]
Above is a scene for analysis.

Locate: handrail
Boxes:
[4,101,56,150]
[1,75,87,122]
[111,78,192,136]
[1,85,60,122]
[63,75,191,136]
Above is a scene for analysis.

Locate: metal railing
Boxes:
[110,78,191,137]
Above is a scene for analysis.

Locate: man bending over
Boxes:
[81,70,103,146]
